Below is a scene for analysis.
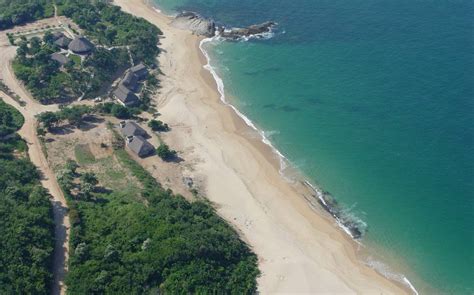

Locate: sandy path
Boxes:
[0,48,69,294]
[114,0,409,293]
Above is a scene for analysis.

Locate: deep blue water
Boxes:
[153,0,474,293]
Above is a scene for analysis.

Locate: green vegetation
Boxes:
[0,98,24,137]
[156,143,178,161]
[58,139,259,293]
[0,0,54,30]
[37,103,136,131]
[13,36,129,103]
[37,105,93,130]
[69,54,81,67]
[56,0,161,64]
[74,144,95,164]
[148,119,169,132]
[9,0,161,103]
[0,103,54,294]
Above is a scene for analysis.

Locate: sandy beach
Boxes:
[113,0,409,293]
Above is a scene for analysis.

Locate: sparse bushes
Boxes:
[156,143,177,161]
[148,119,169,132]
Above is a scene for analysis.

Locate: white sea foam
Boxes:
[199,37,289,177]
[303,180,363,240]
[217,25,276,42]
[365,257,419,295]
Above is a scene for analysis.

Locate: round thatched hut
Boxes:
[68,36,94,54]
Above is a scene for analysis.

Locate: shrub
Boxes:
[148,119,169,132]
[156,143,177,161]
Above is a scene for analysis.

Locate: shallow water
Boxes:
[153,0,474,293]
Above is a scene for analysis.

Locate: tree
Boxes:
[156,143,177,161]
[111,104,131,119]
[43,31,54,44]
[148,119,169,132]
[37,111,59,130]
[60,105,92,127]
[7,33,15,45]
[0,135,54,294]
[65,159,79,175]
[29,37,42,55]
[81,172,98,186]
[80,182,94,201]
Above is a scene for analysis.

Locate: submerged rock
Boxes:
[218,21,276,40]
[317,191,364,239]
[171,11,216,37]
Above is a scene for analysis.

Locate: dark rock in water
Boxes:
[218,21,276,39]
[171,11,216,37]
[317,191,364,239]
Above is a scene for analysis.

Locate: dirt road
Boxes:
[0,47,69,294]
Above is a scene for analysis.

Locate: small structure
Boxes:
[121,72,139,92]
[119,121,148,138]
[113,84,139,107]
[50,52,70,66]
[126,136,155,158]
[130,63,148,80]
[52,31,65,40]
[68,36,94,55]
[54,36,72,49]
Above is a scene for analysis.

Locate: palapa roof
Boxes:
[130,63,148,80]
[113,85,139,106]
[121,72,139,92]
[68,36,94,54]
[120,121,148,137]
[52,31,65,40]
[54,36,72,48]
[50,52,70,65]
[127,136,154,157]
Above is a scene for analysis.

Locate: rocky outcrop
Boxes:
[316,191,365,239]
[170,11,215,37]
[218,21,276,40]
[171,11,276,40]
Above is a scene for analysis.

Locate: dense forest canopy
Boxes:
[0,98,24,137]
[0,104,55,294]
[0,0,54,30]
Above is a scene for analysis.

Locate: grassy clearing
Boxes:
[69,54,81,67]
[74,144,95,164]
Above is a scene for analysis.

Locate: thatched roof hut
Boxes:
[54,36,72,49]
[121,72,139,92]
[52,31,65,40]
[68,36,94,54]
[119,121,148,138]
[113,84,139,107]
[50,52,70,65]
[130,63,148,80]
[127,136,155,158]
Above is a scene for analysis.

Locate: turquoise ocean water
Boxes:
[152,0,473,293]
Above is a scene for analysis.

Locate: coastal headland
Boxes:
[113,0,410,293]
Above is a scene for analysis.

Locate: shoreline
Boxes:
[114,0,414,293]
[198,30,419,295]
